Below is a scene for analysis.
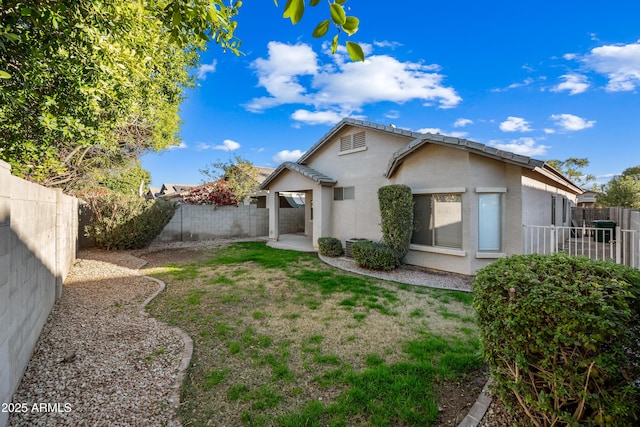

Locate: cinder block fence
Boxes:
[0,160,78,427]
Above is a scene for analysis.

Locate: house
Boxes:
[260,119,583,275]
[576,189,598,208]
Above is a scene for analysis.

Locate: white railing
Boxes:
[522,225,640,268]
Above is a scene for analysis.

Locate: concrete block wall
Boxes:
[155,204,304,242]
[0,160,78,427]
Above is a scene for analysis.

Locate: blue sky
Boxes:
[142,0,640,189]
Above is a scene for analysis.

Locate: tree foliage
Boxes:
[82,159,152,196]
[278,0,364,61]
[597,175,640,208]
[1,1,202,190]
[182,180,239,206]
[199,154,260,202]
[1,0,363,191]
[547,158,595,187]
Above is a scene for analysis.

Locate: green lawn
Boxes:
[145,242,482,426]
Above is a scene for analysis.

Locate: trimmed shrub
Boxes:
[318,237,344,257]
[352,241,400,271]
[473,253,640,426]
[83,189,178,250]
[378,184,413,263]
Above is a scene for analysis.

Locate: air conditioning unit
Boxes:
[345,238,370,258]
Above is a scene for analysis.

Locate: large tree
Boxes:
[547,158,596,187]
[597,165,640,208]
[0,1,362,191]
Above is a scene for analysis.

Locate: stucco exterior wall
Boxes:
[303,126,410,243]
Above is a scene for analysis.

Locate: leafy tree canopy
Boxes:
[200,154,260,202]
[597,165,640,208]
[0,0,362,191]
[81,159,152,196]
[547,158,596,187]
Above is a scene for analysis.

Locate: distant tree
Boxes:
[200,155,260,203]
[596,175,640,208]
[547,158,596,187]
[621,165,640,178]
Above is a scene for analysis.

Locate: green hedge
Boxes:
[352,241,400,271]
[378,184,413,263]
[83,190,178,250]
[473,253,640,426]
[318,237,344,257]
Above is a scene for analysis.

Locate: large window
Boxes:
[478,193,501,251]
[412,193,462,249]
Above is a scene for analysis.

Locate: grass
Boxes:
[145,242,482,426]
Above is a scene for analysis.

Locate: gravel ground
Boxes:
[319,254,473,292]
[8,249,188,427]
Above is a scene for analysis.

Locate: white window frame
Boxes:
[410,188,466,257]
[475,187,506,259]
[334,186,355,201]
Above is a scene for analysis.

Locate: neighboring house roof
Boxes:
[260,161,337,189]
[261,118,582,195]
[256,167,276,183]
[160,183,199,195]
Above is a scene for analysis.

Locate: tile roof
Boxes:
[259,162,336,189]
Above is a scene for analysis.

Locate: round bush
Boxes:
[83,190,178,250]
[318,237,344,257]
[473,253,640,426]
[352,241,400,271]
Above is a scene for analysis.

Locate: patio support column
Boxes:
[312,185,333,248]
[268,191,280,241]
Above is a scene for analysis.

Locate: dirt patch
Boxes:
[435,371,489,426]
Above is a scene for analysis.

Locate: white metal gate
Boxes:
[522,225,640,268]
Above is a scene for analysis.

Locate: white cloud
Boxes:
[373,40,403,49]
[453,118,473,127]
[196,60,217,80]
[168,142,187,150]
[499,117,532,132]
[416,127,443,134]
[543,128,556,134]
[449,131,468,138]
[581,40,640,91]
[551,74,589,95]
[385,110,401,119]
[492,77,534,92]
[550,113,596,131]
[489,138,550,157]
[246,41,461,121]
[197,139,241,151]
[290,110,343,125]
[273,149,305,163]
